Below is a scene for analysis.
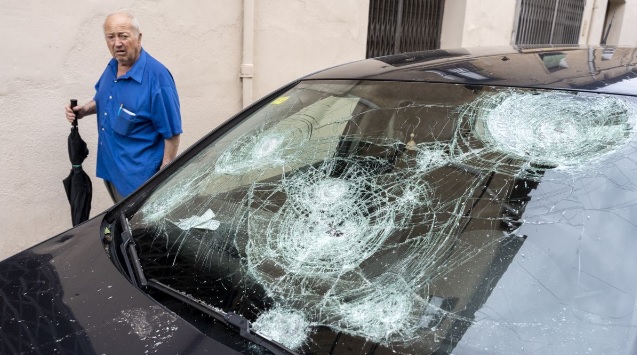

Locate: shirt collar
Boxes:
[108,48,147,83]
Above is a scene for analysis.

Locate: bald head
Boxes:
[104,12,141,35]
[103,12,143,68]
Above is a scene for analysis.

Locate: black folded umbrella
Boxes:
[63,100,92,226]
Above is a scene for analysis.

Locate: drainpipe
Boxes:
[241,0,255,108]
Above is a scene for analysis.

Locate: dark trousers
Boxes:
[104,180,124,203]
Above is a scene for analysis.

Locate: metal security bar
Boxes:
[367,0,445,58]
[515,0,585,45]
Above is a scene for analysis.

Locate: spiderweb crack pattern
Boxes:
[451,90,637,180]
[132,84,637,351]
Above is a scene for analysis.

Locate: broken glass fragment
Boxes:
[252,308,310,350]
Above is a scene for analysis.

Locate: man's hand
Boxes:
[65,100,97,124]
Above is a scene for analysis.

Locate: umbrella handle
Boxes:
[70,99,78,127]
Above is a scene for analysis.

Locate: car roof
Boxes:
[304,46,637,96]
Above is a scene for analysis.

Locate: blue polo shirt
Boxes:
[94,49,182,196]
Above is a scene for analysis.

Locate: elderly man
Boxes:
[65,12,182,202]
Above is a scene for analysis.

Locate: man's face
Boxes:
[103,14,142,68]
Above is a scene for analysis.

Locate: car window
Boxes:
[128,80,637,354]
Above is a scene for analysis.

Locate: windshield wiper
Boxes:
[118,212,148,288]
[114,212,298,355]
[146,279,299,355]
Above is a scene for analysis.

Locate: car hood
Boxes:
[0,215,240,354]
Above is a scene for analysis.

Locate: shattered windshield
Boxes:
[128,80,637,354]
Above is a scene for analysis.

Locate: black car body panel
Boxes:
[3,46,637,354]
[0,216,241,354]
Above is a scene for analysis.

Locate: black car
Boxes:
[3,46,637,355]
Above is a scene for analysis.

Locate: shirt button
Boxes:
[102,128,105,131]
[109,96,112,100]
[114,80,117,83]
[104,112,108,116]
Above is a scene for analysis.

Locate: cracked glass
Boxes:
[128,80,637,354]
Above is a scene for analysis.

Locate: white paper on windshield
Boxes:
[171,208,220,231]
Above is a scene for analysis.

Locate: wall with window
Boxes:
[4,0,637,262]
[439,0,637,48]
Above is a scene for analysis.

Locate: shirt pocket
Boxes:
[112,106,137,136]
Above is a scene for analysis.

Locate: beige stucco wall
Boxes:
[580,0,608,44]
[462,0,518,47]
[614,1,637,46]
[0,1,368,261]
[253,1,369,98]
[440,0,517,48]
[439,0,467,48]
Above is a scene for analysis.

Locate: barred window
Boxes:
[515,0,586,45]
[366,0,445,58]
